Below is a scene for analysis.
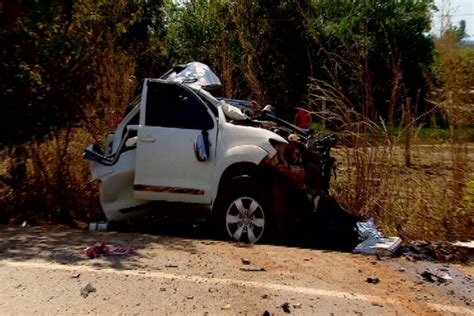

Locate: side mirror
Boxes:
[194,131,209,162]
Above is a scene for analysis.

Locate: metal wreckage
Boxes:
[84,62,360,246]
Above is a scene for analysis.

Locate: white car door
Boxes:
[133,80,217,204]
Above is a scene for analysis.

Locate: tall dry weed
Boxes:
[308,26,474,240]
[0,38,139,226]
[85,40,139,141]
[0,128,101,225]
[309,77,398,227]
[430,10,474,239]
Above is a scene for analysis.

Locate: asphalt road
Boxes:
[0,226,473,315]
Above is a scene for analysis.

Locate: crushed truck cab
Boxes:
[84,62,346,244]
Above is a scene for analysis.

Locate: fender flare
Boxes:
[211,145,270,202]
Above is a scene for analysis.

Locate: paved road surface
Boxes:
[0,226,473,315]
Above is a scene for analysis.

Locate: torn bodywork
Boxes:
[247,112,358,245]
[257,117,336,196]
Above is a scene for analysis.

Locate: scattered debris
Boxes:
[80,283,96,298]
[415,294,428,301]
[281,302,291,313]
[186,296,194,300]
[357,218,383,239]
[261,294,269,299]
[420,270,452,284]
[89,221,109,231]
[397,266,405,272]
[71,273,81,279]
[165,264,178,268]
[404,241,469,263]
[293,303,302,309]
[452,241,474,262]
[221,304,231,310]
[452,240,474,249]
[354,218,402,256]
[371,302,384,307]
[241,258,251,265]
[354,237,402,256]
[438,273,453,281]
[84,242,133,259]
[366,276,380,284]
[420,271,436,283]
[21,221,27,228]
[240,267,266,272]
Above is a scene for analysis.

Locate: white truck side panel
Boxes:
[209,108,287,203]
[93,150,148,221]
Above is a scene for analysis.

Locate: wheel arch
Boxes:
[211,144,269,199]
[212,161,275,212]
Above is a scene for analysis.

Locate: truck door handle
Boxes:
[139,136,156,143]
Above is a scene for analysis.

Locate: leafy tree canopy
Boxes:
[1,0,437,147]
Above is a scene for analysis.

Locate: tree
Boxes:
[454,19,467,42]
[0,0,167,148]
[230,0,311,110]
[303,0,436,123]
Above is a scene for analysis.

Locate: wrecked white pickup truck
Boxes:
[84,62,356,244]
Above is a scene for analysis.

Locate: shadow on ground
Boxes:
[0,224,201,270]
[0,216,359,271]
[119,217,360,252]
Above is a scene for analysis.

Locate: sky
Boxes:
[432,0,474,39]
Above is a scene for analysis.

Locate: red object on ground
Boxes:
[84,242,133,259]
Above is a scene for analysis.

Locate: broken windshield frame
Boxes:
[194,88,220,118]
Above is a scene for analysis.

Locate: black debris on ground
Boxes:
[80,283,96,298]
[366,276,380,284]
[281,302,291,313]
[403,241,469,263]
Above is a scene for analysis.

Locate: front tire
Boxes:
[215,176,272,244]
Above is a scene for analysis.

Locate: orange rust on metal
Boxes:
[263,142,306,188]
[261,154,277,166]
[134,185,205,195]
[276,165,305,184]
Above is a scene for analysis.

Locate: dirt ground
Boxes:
[1,225,473,315]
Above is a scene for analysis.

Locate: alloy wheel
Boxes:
[225,196,265,243]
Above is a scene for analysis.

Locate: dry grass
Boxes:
[307,29,473,241]
[0,129,102,226]
[310,81,474,241]
[0,46,137,227]
[332,143,474,241]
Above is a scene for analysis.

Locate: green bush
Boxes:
[461,180,474,213]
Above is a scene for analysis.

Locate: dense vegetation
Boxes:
[1,0,438,146]
[0,0,472,240]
